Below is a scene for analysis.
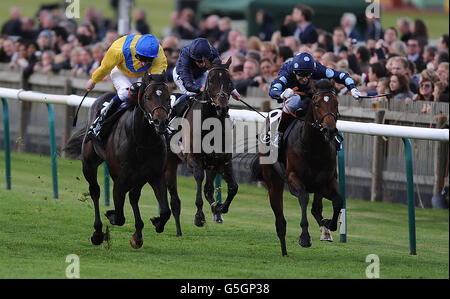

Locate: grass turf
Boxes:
[0,150,448,279]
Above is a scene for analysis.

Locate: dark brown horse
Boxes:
[65,73,171,248]
[254,79,343,256]
[165,57,238,236]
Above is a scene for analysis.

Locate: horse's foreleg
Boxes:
[149,175,171,233]
[287,171,312,248]
[82,145,104,245]
[105,184,126,226]
[193,164,206,227]
[324,190,343,232]
[129,185,144,249]
[311,194,333,242]
[166,155,182,236]
[204,170,222,223]
[219,162,238,214]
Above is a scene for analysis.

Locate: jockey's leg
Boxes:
[273,110,295,148]
[90,94,123,137]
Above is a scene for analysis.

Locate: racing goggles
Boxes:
[294,70,313,78]
[135,54,154,63]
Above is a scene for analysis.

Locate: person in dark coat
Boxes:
[280,4,318,44]
[256,10,274,42]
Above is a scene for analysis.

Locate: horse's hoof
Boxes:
[105,210,125,226]
[212,213,224,223]
[220,204,229,214]
[194,212,206,227]
[322,219,338,231]
[130,233,143,249]
[320,226,334,242]
[150,216,165,233]
[298,234,312,248]
[91,231,104,246]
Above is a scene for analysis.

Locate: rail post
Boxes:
[46,103,58,199]
[2,98,11,190]
[215,174,222,203]
[104,163,110,206]
[402,138,417,255]
[337,132,347,243]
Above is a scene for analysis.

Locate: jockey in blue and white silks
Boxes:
[171,38,241,116]
[268,52,362,149]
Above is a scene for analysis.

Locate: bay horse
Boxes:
[65,73,171,249]
[165,57,238,236]
[254,79,343,256]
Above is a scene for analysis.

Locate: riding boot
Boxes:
[273,111,295,148]
[334,134,344,151]
[89,94,122,138]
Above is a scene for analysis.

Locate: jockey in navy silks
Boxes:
[170,38,241,119]
[268,52,362,149]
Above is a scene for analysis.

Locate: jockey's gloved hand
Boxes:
[350,88,363,100]
[231,89,241,100]
[280,88,294,100]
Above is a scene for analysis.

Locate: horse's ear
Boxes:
[204,58,213,70]
[143,72,152,85]
[225,56,232,69]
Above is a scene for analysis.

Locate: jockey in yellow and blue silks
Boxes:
[86,34,167,138]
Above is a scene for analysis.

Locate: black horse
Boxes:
[65,73,172,248]
[253,79,343,256]
[165,57,238,236]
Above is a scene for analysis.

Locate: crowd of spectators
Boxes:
[0,3,448,112]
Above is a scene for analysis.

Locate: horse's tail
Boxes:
[63,124,87,159]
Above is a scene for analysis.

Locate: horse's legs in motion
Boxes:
[105,183,126,226]
[311,194,333,242]
[166,153,182,236]
[193,163,206,227]
[82,142,104,245]
[204,170,222,223]
[323,190,343,232]
[218,163,238,214]
[149,175,171,233]
[129,185,145,249]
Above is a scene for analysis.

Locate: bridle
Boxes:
[135,81,170,125]
[309,90,340,134]
[200,66,231,107]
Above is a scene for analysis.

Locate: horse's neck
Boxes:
[130,108,159,146]
[302,109,329,150]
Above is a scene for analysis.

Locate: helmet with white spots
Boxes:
[292,52,316,77]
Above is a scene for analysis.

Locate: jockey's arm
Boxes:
[269,62,292,102]
[314,62,361,98]
[149,45,168,74]
[91,46,121,84]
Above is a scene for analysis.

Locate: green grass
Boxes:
[0,0,174,38]
[0,150,448,278]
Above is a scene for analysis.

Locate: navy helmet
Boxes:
[189,38,214,62]
[292,52,316,78]
[135,34,159,62]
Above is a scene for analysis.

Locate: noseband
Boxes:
[201,66,231,107]
[310,90,340,133]
[137,81,170,125]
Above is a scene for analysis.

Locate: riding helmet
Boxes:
[135,34,159,60]
[292,52,316,77]
[189,38,213,62]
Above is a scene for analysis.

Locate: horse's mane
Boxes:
[314,79,334,93]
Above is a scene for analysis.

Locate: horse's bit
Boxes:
[309,90,340,133]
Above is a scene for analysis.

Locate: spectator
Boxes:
[245,50,261,63]
[316,29,333,52]
[413,69,439,102]
[256,10,274,42]
[70,46,83,75]
[312,47,326,63]
[52,42,72,72]
[20,17,38,42]
[278,46,293,63]
[389,40,408,57]
[104,30,119,49]
[281,4,318,44]
[422,45,438,70]
[9,42,28,68]
[433,50,449,70]
[367,62,387,93]
[33,50,55,74]
[0,37,15,62]
[162,35,181,82]
[411,18,428,48]
[332,27,347,56]
[52,26,68,54]
[389,56,419,93]
[171,7,199,40]
[383,27,398,53]
[389,74,413,102]
[436,62,449,102]
[216,17,232,54]
[376,77,390,100]
[253,57,275,92]
[89,42,106,75]
[365,15,383,41]
[397,17,412,43]
[439,33,449,52]
[199,14,221,44]
[283,36,300,56]
[134,9,151,35]
[260,41,278,63]
[235,35,248,56]
[75,46,94,76]
[247,36,262,52]
[221,29,241,60]
[340,12,362,41]
[433,81,447,103]
[233,58,260,95]
[1,6,21,36]
[407,38,425,72]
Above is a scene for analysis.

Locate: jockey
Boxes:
[86,34,167,138]
[268,52,362,149]
[171,38,241,119]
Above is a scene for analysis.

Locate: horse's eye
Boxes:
[314,102,320,108]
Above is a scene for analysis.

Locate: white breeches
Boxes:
[110,66,143,101]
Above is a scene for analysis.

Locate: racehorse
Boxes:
[165,57,238,236]
[253,79,343,256]
[65,72,171,249]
